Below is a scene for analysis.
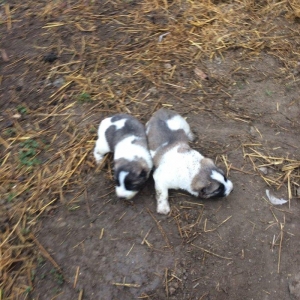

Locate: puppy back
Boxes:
[106,114,147,151]
[146,108,190,151]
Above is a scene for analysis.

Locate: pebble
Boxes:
[44,52,58,63]
[16,78,24,91]
[258,167,268,175]
[53,77,65,88]
[289,273,300,299]
[57,221,67,227]
[249,126,257,136]
[147,87,158,95]
[169,287,176,295]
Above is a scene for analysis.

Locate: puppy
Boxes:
[94,114,153,199]
[146,108,233,214]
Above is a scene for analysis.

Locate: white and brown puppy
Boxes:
[94,114,153,199]
[146,108,233,214]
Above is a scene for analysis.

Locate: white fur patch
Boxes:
[155,145,203,193]
[114,136,153,169]
[94,117,152,170]
[210,170,233,196]
[153,144,204,214]
[166,116,194,140]
[93,117,113,163]
[115,171,138,199]
[167,115,187,131]
[112,118,127,130]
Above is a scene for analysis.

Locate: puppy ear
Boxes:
[191,158,221,197]
[191,160,212,191]
[199,158,218,179]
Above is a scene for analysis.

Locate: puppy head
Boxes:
[114,158,150,199]
[192,158,233,199]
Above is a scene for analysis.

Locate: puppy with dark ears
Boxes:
[146,108,233,215]
[94,114,153,200]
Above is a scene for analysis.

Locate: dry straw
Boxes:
[243,144,300,204]
[0,0,299,298]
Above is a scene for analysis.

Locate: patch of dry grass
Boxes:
[0,0,299,298]
[243,144,300,201]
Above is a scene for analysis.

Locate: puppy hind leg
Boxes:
[178,117,195,141]
[181,119,195,142]
[93,138,110,164]
[187,129,195,142]
[155,186,170,215]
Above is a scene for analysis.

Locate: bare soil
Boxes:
[1,1,300,300]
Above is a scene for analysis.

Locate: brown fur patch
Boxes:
[191,158,226,198]
[114,157,150,174]
[177,144,190,153]
[191,158,216,192]
[146,108,190,152]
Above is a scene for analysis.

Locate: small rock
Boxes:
[53,77,65,88]
[1,48,9,62]
[169,287,176,295]
[12,113,21,119]
[289,274,300,299]
[258,167,268,175]
[57,221,67,227]
[16,78,24,91]
[171,282,179,289]
[164,63,172,69]
[147,87,158,95]
[194,67,209,80]
[249,126,256,136]
[44,52,58,63]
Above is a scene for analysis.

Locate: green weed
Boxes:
[89,127,97,134]
[31,270,36,282]
[52,287,62,295]
[265,89,272,96]
[17,105,27,115]
[77,92,92,103]
[21,227,30,235]
[24,286,32,294]
[18,139,41,167]
[7,192,16,202]
[37,255,45,266]
[4,128,16,137]
[50,269,64,285]
[236,81,245,90]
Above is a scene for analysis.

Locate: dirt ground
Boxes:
[1,1,300,300]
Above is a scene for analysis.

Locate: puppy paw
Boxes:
[157,201,170,215]
[93,152,104,164]
[188,129,198,142]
